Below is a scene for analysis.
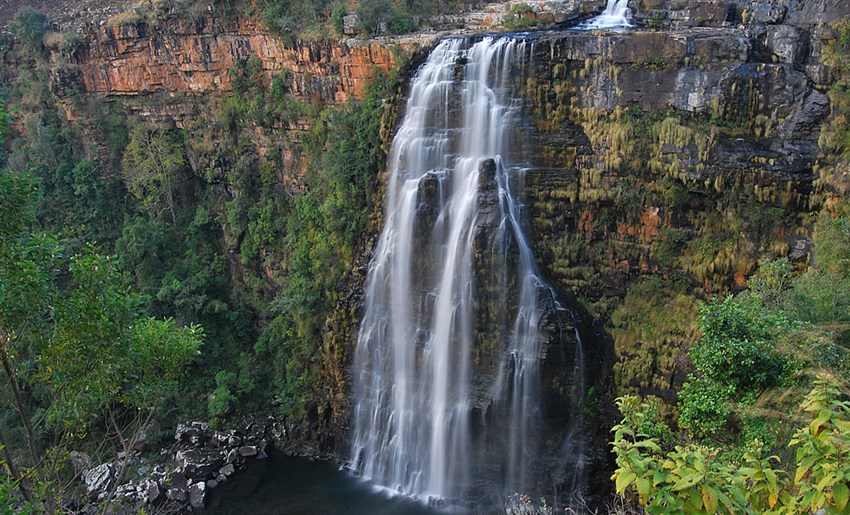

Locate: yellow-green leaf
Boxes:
[834,482,849,510]
[637,477,651,498]
[702,486,718,513]
[616,470,637,494]
[672,473,703,492]
[810,409,832,433]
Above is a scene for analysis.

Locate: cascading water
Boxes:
[578,0,632,29]
[349,36,587,507]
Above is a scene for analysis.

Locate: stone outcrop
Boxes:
[79,418,273,513]
[53,16,399,104]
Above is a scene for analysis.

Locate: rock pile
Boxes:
[80,418,274,513]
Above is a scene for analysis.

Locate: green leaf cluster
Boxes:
[612,381,850,514]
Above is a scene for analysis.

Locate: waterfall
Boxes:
[579,0,632,29]
[349,36,585,506]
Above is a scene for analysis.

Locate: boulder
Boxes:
[189,481,207,509]
[743,2,786,24]
[166,487,188,502]
[343,14,359,36]
[176,448,226,480]
[175,421,210,445]
[239,445,259,457]
[82,463,113,499]
[144,480,161,504]
[764,25,805,64]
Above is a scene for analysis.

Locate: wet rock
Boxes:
[743,2,786,24]
[478,158,497,184]
[166,486,188,502]
[189,481,206,509]
[176,448,226,480]
[219,463,235,476]
[239,445,259,457]
[82,463,113,499]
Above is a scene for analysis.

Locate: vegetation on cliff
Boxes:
[2,1,850,511]
[0,5,401,508]
[609,21,850,513]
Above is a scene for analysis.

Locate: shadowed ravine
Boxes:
[348,35,590,510]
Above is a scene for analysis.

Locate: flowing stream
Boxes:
[578,0,632,29]
[349,36,586,507]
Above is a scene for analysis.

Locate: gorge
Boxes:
[0,0,849,512]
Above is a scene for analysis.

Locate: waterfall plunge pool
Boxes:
[204,450,453,514]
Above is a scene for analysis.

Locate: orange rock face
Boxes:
[62,16,399,103]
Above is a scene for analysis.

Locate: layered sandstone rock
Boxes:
[55,16,400,103]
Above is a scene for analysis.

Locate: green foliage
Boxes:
[252,69,391,417]
[8,9,48,53]
[677,377,733,438]
[691,294,790,394]
[820,19,850,162]
[612,382,850,513]
[0,171,202,508]
[8,85,127,248]
[750,258,793,308]
[610,276,700,395]
[331,4,347,35]
[259,0,333,38]
[356,0,417,35]
[122,125,187,223]
[788,382,850,513]
[784,215,850,323]
[39,249,204,431]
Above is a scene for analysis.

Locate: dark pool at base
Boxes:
[203,451,445,514]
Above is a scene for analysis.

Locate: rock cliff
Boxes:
[54,16,399,104]
[7,0,848,493]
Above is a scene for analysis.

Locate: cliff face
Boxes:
[512,10,845,403]
[54,16,399,104]
[29,0,849,465]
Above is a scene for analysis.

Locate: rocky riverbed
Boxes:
[75,418,277,513]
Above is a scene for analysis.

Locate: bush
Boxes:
[691,294,789,393]
[612,382,850,514]
[8,8,48,53]
[677,376,733,438]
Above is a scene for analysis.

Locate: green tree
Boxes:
[8,8,48,53]
[0,171,203,509]
[122,125,187,223]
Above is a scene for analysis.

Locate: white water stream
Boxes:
[349,36,585,505]
[579,0,632,29]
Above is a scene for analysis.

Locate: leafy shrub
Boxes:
[612,382,850,513]
[677,376,733,438]
[691,294,789,394]
[8,8,48,53]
